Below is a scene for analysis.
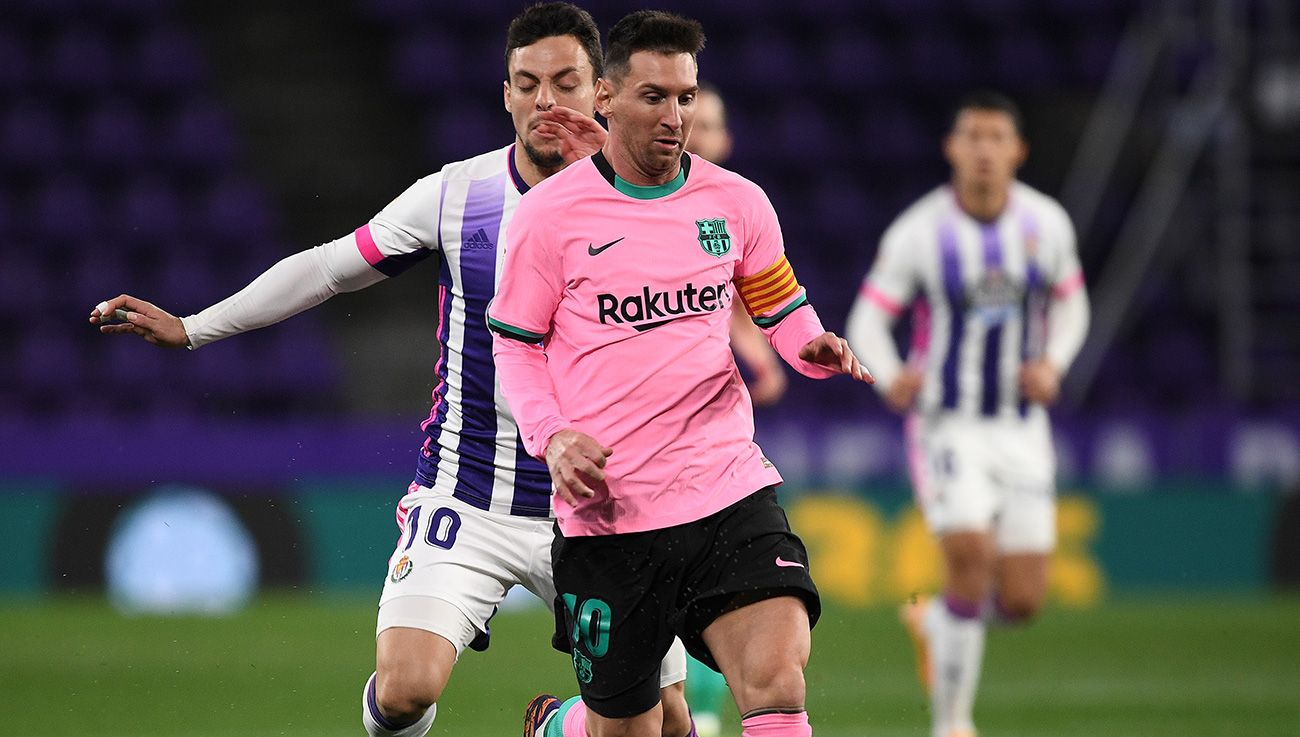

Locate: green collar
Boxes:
[592,150,691,200]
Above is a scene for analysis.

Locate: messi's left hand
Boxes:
[799,332,874,383]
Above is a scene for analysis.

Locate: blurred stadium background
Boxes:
[1,0,1298,735]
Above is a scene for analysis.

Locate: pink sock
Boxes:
[562,698,589,737]
[741,711,811,737]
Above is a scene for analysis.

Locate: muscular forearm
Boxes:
[181,235,384,349]
[491,334,572,459]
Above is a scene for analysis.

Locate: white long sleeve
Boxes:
[846,294,905,394]
[180,231,387,349]
[1044,282,1090,373]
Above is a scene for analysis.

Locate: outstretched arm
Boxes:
[89,231,388,349]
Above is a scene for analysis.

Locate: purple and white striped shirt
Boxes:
[351,145,551,518]
[857,182,1083,419]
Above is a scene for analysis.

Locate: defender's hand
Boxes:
[798,332,874,383]
[89,294,189,348]
[545,428,613,507]
[536,107,607,164]
[1019,359,1061,406]
[884,369,923,414]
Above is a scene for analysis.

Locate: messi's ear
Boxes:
[595,78,615,119]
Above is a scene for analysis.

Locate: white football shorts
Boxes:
[376,485,687,686]
[905,411,1057,553]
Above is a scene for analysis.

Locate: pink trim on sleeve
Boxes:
[860,281,904,317]
[354,224,384,266]
[1052,270,1085,299]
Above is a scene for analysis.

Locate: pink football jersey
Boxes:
[490,152,824,536]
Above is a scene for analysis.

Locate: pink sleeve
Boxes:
[488,191,569,458]
[491,335,569,459]
[762,302,837,379]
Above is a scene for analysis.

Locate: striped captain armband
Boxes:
[736,255,809,327]
[488,317,545,344]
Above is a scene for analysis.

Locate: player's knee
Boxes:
[996,590,1045,622]
[659,683,691,737]
[730,661,805,714]
[374,671,440,722]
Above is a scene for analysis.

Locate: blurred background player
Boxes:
[845,91,1090,737]
[688,81,787,410]
[88,4,694,737]
[681,81,783,737]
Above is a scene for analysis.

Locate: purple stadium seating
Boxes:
[33,175,100,243]
[164,98,240,171]
[391,26,462,94]
[199,177,278,242]
[995,34,1059,91]
[81,99,150,170]
[821,31,891,91]
[132,24,208,96]
[0,100,66,168]
[45,24,118,94]
[0,29,35,93]
[114,175,186,243]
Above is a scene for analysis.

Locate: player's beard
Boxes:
[522,139,565,173]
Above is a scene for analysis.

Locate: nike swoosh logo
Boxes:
[588,237,626,256]
[775,556,805,568]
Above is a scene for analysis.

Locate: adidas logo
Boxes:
[464,228,495,250]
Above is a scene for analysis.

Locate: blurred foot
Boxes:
[900,595,933,694]
[523,693,560,737]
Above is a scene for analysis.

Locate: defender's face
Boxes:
[944,109,1026,194]
[685,89,731,164]
[598,51,698,177]
[504,35,597,169]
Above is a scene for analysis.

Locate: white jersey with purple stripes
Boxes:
[354,144,551,518]
[857,182,1084,419]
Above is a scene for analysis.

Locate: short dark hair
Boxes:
[603,10,705,83]
[505,2,603,83]
[951,90,1025,137]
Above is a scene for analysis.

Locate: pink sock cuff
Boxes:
[562,698,588,737]
[740,710,811,737]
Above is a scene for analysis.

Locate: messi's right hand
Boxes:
[90,294,190,348]
[545,428,613,507]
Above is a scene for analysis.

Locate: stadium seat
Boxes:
[81,99,151,171]
[44,24,118,95]
[0,29,35,93]
[114,175,186,243]
[199,177,278,242]
[995,34,1060,91]
[390,26,463,95]
[0,100,66,169]
[164,98,240,172]
[131,24,208,97]
[17,322,82,393]
[821,31,891,91]
[33,175,100,243]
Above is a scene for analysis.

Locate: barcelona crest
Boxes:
[696,218,731,257]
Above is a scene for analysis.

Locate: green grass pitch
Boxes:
[1,594,1297,736]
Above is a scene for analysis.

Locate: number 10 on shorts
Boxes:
[562,593,611,657]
